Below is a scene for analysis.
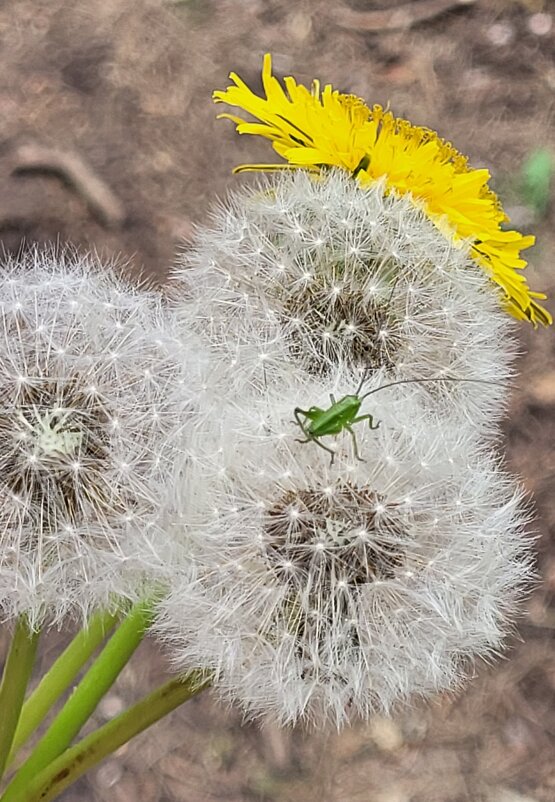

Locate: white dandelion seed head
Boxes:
[155,375,533,728]
[171,170,518,431]
[0,247,205,629]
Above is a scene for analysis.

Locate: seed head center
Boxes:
[20,408,84,457]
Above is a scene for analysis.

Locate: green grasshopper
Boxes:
[294,374,498,464]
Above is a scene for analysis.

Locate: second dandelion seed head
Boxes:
[0,249,205,628]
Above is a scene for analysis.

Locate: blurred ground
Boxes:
[1,0,555,800]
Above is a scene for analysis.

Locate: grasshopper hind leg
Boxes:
[310,435,338,465]
[345,425,364,462]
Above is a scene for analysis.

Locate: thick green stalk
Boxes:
[1,601,151,801]
[7,609,119,768]
[0,617,40,783]
[20,673,210,802]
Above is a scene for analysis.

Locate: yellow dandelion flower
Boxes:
[214,54,551,327]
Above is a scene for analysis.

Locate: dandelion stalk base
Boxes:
[1,602,151,802]
[7,609,119,768]
[19,673,210,802]
[0,617,39,782]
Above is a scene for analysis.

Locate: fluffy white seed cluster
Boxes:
[0,167,530,727]
[0,248,203,628]
[172,170,517,433]
[156,373,532,727]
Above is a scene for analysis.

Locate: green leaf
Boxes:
[521,148,553,218]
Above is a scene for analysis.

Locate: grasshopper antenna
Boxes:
[360,376,506,402]
[355,364,374,396]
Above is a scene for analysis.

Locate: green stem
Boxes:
[1,601,151,801]
[0,617,40,783]
[21,673,210,802]
[7,610,119,768]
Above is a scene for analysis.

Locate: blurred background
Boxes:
[0,0,554,799]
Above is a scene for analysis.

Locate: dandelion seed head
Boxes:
[0,248,203,628]
[156,378,533,727]
[172,170,517,432]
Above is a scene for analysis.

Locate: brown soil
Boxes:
[1,1,555,800]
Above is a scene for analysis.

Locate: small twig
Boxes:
[328,0,477,33]
[260,720,294,773]
[12,141,126,229]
